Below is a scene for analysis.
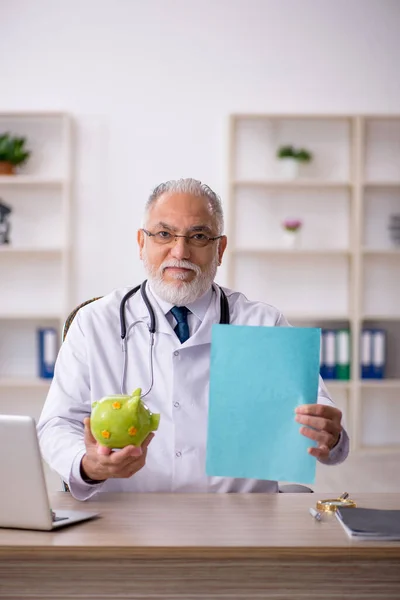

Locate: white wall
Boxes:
[1,0,400,303]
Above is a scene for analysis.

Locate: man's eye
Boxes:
[157,231,172,239]
[192,233,208,241]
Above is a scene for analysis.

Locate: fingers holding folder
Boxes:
[295,404,343,460]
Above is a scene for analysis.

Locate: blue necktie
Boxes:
[171,306,190,343]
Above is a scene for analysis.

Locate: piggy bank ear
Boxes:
[131,388,142,397]
[92,401,98,409]
[127,394,140,415]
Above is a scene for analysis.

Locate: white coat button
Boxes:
[175,451,182,458]
[174,401,180,408]
[174,351,179,356]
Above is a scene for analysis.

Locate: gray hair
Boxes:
[144,178,224,234]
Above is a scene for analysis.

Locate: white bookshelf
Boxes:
[0,111,72,415]
[227,114,400,453]
[0,377,52,389]
[233,180,351,189]
[360,380,400,389]
[232,249,351,256]
[0,247,63,255]
[0,176,65,186]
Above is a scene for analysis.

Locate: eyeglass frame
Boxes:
[141,228,223,247]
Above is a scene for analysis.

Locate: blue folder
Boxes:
[206,325,320,484]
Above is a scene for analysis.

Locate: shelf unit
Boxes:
[233,180,351,189]
[0,377,52,389]
[0,176,65,186]
[227,114,400,453]
[0,112,72,415]
[0,247,63,255]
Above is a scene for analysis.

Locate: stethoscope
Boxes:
[119,280,230,397]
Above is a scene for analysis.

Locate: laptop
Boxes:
[0,414,99,531]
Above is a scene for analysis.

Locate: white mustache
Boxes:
[160,259,201,276]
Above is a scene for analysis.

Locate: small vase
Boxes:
[282,229,301,249]
[279,158,299,180]
[0,162,15,175]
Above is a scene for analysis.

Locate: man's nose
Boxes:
[170,236,191,260]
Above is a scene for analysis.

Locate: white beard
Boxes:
[143,254,219,306]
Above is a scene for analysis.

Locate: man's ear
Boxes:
[217,236,228,265]
[137,229,145,259]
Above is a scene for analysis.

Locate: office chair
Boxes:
[62,297,102,342]
[61,298,102,492]
[61,297,313,494]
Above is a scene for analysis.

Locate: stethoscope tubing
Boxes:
[119,280,229,397]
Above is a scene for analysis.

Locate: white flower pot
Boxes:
[279,158,299,180]
[282,230,301,248]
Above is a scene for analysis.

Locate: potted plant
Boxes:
[282,218,303,248]
[276,145,313,179]
[0,133,31,175]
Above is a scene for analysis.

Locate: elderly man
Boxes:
[38,178,349,500]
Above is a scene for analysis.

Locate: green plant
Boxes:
[296,148,312,162]
[277,145,296,159]
[0,133,31,166]
[277,145,313,162]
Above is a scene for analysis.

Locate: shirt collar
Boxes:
[147,283,213,323]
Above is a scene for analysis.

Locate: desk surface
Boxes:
[1,492,400,560]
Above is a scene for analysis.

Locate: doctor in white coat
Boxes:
[38,178,349,501]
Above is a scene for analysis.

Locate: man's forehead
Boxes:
[154,192,211,209]
[148,192,215,223]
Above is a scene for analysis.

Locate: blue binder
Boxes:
[360,329,373,379]
[37,328,57,379]
[322,329,336,379]
[319,329,326,378]
[370,329,386,379]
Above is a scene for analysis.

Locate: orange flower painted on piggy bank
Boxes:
[90,388,160,448]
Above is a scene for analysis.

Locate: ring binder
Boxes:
[37,328,57,379]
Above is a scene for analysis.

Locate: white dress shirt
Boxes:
[37,284,349,500]
[156,285,212,337]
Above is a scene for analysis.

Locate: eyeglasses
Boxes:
[142,228,222,248]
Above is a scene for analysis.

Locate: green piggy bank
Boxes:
[90,388,160,448]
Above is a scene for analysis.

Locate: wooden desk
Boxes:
[0,492,399,599]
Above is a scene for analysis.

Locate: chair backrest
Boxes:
[278,484,313,493]
[61,297,102,492]
[62,297,103,342]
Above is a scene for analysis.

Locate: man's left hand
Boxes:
[295,404,342,460]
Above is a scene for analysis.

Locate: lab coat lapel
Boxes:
[184,287,221,349]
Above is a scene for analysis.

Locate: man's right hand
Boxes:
[80,417,154,482]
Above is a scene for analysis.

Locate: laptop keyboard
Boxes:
[52,515,68,522]
[51,510,68,523]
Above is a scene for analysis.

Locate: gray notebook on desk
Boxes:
[336,507,400,541]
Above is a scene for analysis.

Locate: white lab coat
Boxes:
[38,284,349,500]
